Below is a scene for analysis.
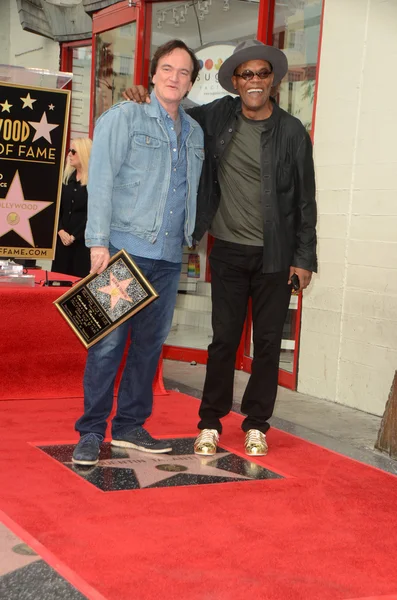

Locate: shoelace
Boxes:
[81,433,99,446]
[245,430,265,444]
[131,428,154,443]
[197,429,219,444]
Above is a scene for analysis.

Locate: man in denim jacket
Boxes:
[72,40,204,466]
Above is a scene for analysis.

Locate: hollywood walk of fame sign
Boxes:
[38,438,283,491]
[53,249,158,348]
[0,81,70,260]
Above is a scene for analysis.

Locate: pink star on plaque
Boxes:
[98,272,134,310]
[28,111,59,143]
[0,171,52,246]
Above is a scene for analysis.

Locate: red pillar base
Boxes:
[153,351,168,396]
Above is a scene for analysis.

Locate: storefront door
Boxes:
[61,41,92,141]
[142,0,263,366]
[241,0,324,389]
[90,2,140,135]
[87,0,324,391]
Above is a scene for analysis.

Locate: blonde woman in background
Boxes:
[51,137,92,277]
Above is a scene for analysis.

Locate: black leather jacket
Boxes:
[188,96,317,273]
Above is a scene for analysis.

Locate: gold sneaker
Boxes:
[194,429,219,456]
[245,429,268,456]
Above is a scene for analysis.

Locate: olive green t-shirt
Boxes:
[210,114,267,245]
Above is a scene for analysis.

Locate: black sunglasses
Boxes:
[235,68,273,81]
[68,148,77,155]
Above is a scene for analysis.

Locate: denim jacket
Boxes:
[85,93,204,248]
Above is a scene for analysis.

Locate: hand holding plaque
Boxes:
[54,249,158,348]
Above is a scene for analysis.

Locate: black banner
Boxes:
[0,82,70,260]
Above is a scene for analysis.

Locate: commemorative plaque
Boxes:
[54,250,158,348]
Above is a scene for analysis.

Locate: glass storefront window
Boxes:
[148,0,323,377]
[94,22,136,123]
[246,0,323,374]
[149,0,260,354]
[273,0,323,134]
[272,0,323,372]
[151,1,259,52]
[70,46,92,139]
[247,0,324,373]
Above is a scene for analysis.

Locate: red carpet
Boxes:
[1,268,166,401]
[1,392,397,600]
[1,270,85,400]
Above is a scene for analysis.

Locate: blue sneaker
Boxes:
[111,427,172,454]
[72,433,103,465]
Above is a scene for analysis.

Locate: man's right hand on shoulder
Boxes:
[90,247,110,275]
[122,85,151,104]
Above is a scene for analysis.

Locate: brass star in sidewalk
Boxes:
[71,448,252,488]
[0,100,12,113]
[20,93,37,110]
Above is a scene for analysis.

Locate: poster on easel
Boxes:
[0,76,70,261]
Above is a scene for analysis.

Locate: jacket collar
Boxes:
[144,90,186,120]
[144,90,200,131]
[143,91,164,119]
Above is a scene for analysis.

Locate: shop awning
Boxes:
[16,0,92,42]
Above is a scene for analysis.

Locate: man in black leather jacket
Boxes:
[124,40,317,458]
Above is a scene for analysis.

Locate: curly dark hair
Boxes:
[150,39,200,85]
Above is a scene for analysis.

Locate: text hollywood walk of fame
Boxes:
[0,83,69,256]
[0,92,60,161]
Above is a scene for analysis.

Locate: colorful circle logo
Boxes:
[201,58,224,71]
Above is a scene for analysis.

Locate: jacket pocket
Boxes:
[112,180,140,228]
[276,161,294,194]
[131,134,162,172]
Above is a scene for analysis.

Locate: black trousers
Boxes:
[198,239,292,434]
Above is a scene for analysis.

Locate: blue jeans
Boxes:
[75,252,181,438]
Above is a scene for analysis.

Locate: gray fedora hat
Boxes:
[218,39,288,94]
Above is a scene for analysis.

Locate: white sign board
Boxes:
[189,43,237,105]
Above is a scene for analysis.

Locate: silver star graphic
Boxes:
[21,93,37,110]
[69,449,252,488]
[0,100,12,113]
[48,104,55,111]
[28,111,59,143]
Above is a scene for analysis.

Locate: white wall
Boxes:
[0,2,11,61]
[5,0,60,72]
[298,0,397,416]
